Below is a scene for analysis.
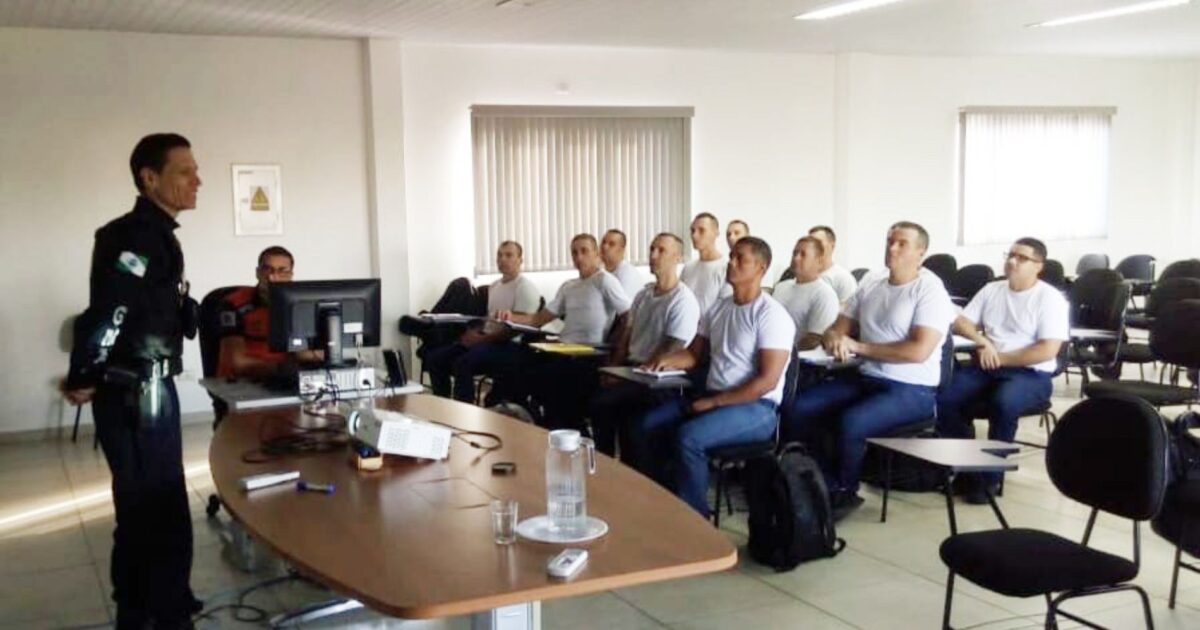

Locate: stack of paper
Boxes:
[632,368,688,379]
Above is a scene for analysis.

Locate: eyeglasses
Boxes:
[259,265,293,277]
[1003,251,1043,265]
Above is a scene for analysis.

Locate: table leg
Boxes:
[471,601,541,629]
[984,484,1010,529]
[943,471,958,536]
[880,450,894,523]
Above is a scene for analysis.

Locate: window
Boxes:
[471,106,692,274]
[958,107,1114,246]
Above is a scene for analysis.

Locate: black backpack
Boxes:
[745,444,846,571]
[1151,411,1200,555]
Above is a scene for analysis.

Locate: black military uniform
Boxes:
[67,195,200,629]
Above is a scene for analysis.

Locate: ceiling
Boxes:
[2,0,1199,58]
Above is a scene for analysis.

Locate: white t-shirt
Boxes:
[773,278,841,344]
[681,258,732,316]
[610,261,648,304]
[487,274,541,315]
[546,270,632,345]
[821,263,859,303]
[963,280,1070,373]
[845,268,956,387]
[483,274,542,334]
[699,293,796,404]
[627,282,701,364]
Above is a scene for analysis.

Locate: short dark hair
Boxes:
[797,235,825,258]
[693,212,719,229]
[130,133,191,193]
[729,219,749,232]
[258,246,294,269]
[1013,237,1047,262]
[604,229,628,248]
[735,236,772,271]
[808,225,836,244]
[888,221,930,251]
[571,233,598,250]
[653,232,685,252]
[498,240,524,257]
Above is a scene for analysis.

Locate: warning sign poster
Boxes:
[232,164,283,236]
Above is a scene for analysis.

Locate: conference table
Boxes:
[209,394,736,628]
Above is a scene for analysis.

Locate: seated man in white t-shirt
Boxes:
[636,237,795,517]
[600,228,650,300]
[809,225,858,304]
[725,219,749,252]
[680,212,733,316]
[424,240,541,402]
[937,237,1068,502]
[590,233,700,462]
[782,221,955,511]
[773,235,841,351]
[497,233,632,429]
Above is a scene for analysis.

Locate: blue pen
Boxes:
[296,480,336,494]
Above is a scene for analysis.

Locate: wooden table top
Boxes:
[209,394,736,619]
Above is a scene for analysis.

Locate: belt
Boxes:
[107,357,182,383]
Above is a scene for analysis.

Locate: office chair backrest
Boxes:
[777,268,795,284]
[923,254,957,288]
[1047,395,1168,520]
[1150,300,1200,369]
[198,285,251,378]
[1159,259,1200,283]
[1039,259,1067,291]
[1115,255,1156,283]
[1069,269,1125,329]
[936,327,955,395]
[851,268,869,283]
[1075,253,1110,277]
[1145,278,1200,318]
[949,264,995,302]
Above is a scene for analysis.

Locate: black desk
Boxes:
[867,437,1019,535]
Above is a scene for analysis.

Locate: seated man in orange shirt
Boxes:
[216,246,320,379]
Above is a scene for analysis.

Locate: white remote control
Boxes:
[547,549,588,578]
[239,470,300,492]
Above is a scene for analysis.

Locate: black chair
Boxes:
[1116,254,1156,299]
[948,265,995,307]
[1159,258,1200,283]
[924,254,958,289]
[851,268,869,283]
[1086,299,1200,409]
[197,285,251,517]
[777,267,795,284]
[1039,259,1068,292]
[1121,278,1200,377]
[1075,253,1110,277]
[1155,476,1200,609]
[1066,269,1130,391]
[709,357,800,527]
[939,394,1168,630]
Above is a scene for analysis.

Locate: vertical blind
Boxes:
[472,106,692,274]
[959,107,1114,246]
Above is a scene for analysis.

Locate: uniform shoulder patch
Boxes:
[115,251,148,278]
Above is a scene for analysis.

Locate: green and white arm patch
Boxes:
[115,251,149,278]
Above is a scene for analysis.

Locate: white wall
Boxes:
[397,44,836,310]
[0,28,374,433]
[834,53,1200,276]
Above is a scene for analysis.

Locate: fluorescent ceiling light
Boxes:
[1029,0,1190,27]
[794,0,908,21]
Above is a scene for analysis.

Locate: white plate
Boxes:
[516,515,609,543]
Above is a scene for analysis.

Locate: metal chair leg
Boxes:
[942,571,955,630]
[71,405,81,442]
[712,465,724,527]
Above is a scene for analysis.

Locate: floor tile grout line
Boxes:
[729,560,868,630]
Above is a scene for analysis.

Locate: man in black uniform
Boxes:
[63,133,202,629]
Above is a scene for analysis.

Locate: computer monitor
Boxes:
[268,279,382,367]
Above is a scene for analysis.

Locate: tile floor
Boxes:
[3,370,1200,629]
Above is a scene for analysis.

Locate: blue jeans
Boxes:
[636,397,778,517]
[936,366,1052,484]
[425,342,521,403]
[782,373,936,494]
